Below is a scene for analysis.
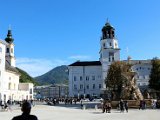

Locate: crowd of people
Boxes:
[44,97,79,106]
[0,99,35,111]
[102,99,128,113]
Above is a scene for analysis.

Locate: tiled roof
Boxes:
[69,61,101,66]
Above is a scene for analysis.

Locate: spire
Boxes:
[5,27,14,43]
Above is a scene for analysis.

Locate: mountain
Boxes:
[34,65,69,85]
[16,67,38,85]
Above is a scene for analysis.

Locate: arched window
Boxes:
[8,83,11,90]
[11,48,13,53]
[6,48,9,53]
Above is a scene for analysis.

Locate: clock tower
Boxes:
[99,21,120,87]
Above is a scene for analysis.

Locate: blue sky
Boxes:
[0,0,160,77]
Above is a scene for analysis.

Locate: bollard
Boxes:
[83,105,86,110]
[95,105,98,110]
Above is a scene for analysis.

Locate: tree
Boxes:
[105,61,143,100]
[149,58,160,90]
[16,67,38,85]
[105,61,131,90]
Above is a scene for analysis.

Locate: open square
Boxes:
[0,105,159,120]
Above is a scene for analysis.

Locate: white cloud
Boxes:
[16,57,69,77]
[68,55,91,60]
[16,55,92,77]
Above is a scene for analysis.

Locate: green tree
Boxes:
[16,67,38,85]
[105,61,131,90]
[149,58,160,90]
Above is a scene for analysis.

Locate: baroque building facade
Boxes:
[68,21,151,98]
[0,29,34,103]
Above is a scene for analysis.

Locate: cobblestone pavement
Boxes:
[0,105,159,120]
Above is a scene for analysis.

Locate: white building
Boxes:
[0,29,34,103]
[68,21,152,98]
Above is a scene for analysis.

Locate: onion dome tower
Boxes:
[5,28,16,67]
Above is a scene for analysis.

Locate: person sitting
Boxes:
[12,101,38,120]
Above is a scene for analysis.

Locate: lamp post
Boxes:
[78,90,80,99]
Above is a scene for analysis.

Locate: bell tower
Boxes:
[99,21,120,87]
[5,29,16,67]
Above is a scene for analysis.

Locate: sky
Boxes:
[0,0,160,77]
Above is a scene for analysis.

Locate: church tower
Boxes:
[99,21,120,87]
[5,29,16,67]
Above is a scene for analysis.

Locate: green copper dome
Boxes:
[5,30,14,43]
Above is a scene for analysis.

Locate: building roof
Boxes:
[69,61,101,66]
[0,40,8,45]
[123,60,151,65]
[102,22,115,31]
[5,60,20,74]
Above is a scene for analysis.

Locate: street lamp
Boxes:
[78,90,80,99]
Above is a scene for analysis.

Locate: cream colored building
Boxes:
[0,29,33,103]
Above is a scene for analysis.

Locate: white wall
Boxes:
[132,63,152,86]
[69,65,103,97]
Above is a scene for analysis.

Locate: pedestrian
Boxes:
[107,101,112,113]
[119,99,124,112]
[151,100,156,109]
[124,100,128,112]
[12,101,38,120]
[142,100,146,110]
[139,100,143,110]
[102,100,106,113]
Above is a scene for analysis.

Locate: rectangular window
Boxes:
[74,76,76,81]
[86,85,89,89]
[98,75,101,79]
[92,76,95,80]
[8,83,11,90]
[112,56,114,61]
[86,76,89,81]
[80,84,83,89]
[30,88,32,94]
[93,84,95,89]
[99,84,101,89]
[74,84,77,90]
[80,76,83,81]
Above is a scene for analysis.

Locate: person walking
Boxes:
[119,99,124,112]
[124,100,128,112]
[12,101,38,120]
